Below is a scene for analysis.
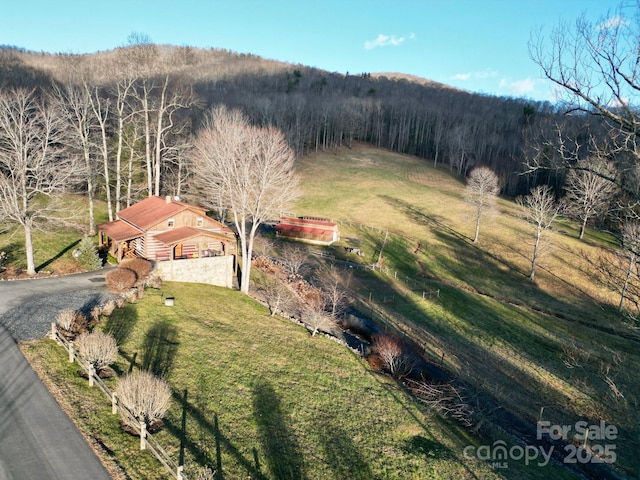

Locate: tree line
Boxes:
[2,1,640,284]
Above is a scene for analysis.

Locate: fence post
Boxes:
[140,421,147,450]
[111,393,118,414]
[68,342,75,363]
[50,322,56,341]
[88,364,95,387]
[177,465,184,480]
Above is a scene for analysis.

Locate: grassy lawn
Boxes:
[21,282,579,479]
[0,194,108,276]
[292,145,639,477]
[10,145,638,478]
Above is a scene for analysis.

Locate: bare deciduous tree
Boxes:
[314,265,351,318]
[565,158,616,239]
[115,369,171,429]
[529,4,640,200]
[76,331,118,372]
[518,185,562,281]
[302,298,333,337]
[280,244,308,277]
[618,222,640,311]
[373,334,416,379]
[191,106,299,294]
[53,82,99,235]
[464,166,500,243]
[0,88,74,275]
[260,277,295,317]
[87,84,114,221]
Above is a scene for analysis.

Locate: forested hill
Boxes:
[0,44,563,195]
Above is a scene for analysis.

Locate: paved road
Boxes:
[0,270,114,480]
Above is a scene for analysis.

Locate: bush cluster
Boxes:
[115,370,172,429]
[120,258,153,279]
[105,268,137,293]
[76,331,118,372]
[372,334,416,379]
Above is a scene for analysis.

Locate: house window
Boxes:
[168,218,175,229]
[196,217,204,227]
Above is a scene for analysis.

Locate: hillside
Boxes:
[5,143,636,478]
[290,144,639,479]
[0,44,562,197]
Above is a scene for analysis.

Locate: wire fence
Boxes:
[50,324,188,480]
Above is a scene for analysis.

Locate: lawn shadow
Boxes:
[36,239,80,271]
[315,413,373,480]
[162,387,267,480]
[141,320,179,378]
[252,380,307,480]
[102,304,138,346]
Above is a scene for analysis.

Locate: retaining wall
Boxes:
[155,256,234,288]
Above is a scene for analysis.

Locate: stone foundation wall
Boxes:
[155,256,234,288]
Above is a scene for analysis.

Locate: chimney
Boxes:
[165,195,171,204]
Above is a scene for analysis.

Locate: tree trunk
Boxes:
[115,115,124,213]
[618,254,636,311]
[85,148,96,235]
[579,216,587,240]
[530,228,542,281]
[473,207,481,244]
[24,222,36,276]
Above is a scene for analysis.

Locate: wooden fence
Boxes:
[50,324,188,480]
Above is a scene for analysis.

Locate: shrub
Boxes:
[56,309,76,331]
[372,334,416,379]
[191,466,217,480]
[105,268,137,293]
[120,258,152,279]
[88,306,102,325]
[100,299,117,317]
[115,370,172,430]
[76,331,118,371]
[76,236,103,270]
[71,311,89,335]
[147,272,162,289]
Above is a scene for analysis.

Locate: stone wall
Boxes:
[155,256,234,288]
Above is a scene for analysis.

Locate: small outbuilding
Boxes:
[275,216,339,245]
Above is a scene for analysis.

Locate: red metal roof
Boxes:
[117,196,206,230]
[279,216,337,228]
[275,224,334,238]
[153,227,234,246]
[98,220,142,242]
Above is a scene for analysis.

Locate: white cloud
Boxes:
[598,15,629,30]
[499,77,537,95]
[364,33,413,50]
[450,69,497,81]
[475,69,498,79]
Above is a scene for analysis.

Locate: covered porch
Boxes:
[97,221,143,262]
[152,227,237,274]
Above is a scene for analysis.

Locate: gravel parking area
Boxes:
[0,289,115,341]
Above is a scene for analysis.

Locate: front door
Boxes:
[174,244,183,258]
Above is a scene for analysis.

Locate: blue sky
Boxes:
[1,0,619,102]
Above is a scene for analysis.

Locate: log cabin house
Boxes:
[98,195,237,269]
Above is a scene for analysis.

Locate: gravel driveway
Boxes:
[0,268,116,340]
[0,268,115,480]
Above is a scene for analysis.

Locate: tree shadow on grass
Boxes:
[36,239,80,271]
[315,414,373,480]
[162,386,266,480]
[102,305,138,346]
[141,320,179,378]
[252,380,307,480]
